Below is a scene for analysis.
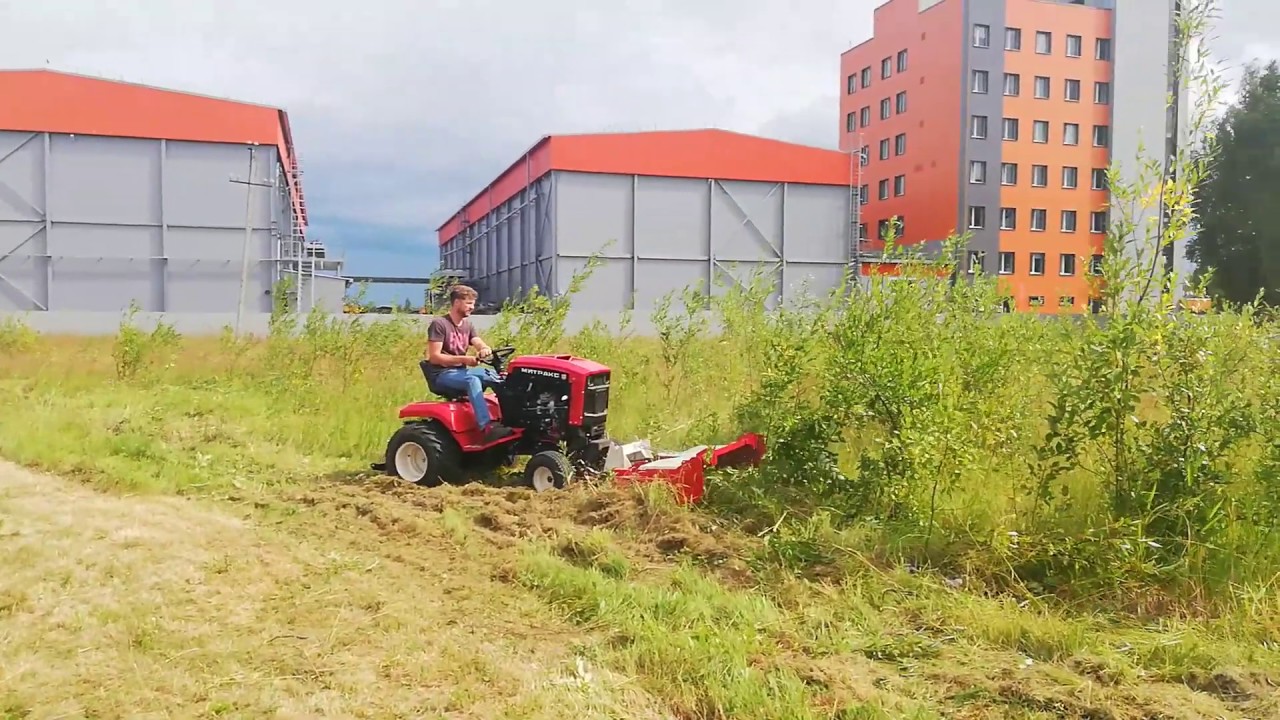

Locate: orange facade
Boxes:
[0,69,308,229]
[839,0,1115,314]
[437,129,856,244]
[998,0,1112,312]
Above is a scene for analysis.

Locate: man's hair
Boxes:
[449,284,478,303]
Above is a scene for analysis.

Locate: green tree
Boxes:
[1189,60,1280,306]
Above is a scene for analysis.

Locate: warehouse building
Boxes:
[0,69,347,318]
[436,129,874,312]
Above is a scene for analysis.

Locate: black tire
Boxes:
[384,422,464,487]
[523,450,573,492]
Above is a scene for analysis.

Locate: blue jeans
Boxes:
[433,367,503,428]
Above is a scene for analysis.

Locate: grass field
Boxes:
[2,256,1279,719]
[3,10,1278,712]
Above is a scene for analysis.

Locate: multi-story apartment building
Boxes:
[839,0,1184,313]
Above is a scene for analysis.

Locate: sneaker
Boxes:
[482,423,514,442]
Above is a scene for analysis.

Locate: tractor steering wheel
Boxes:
[481,345,517,371]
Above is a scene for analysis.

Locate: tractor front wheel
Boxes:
[524,450,572,492]
[385,422,464,487]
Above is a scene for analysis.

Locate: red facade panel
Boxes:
[839,0,964,251]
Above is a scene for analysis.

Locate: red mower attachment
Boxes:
[607,432,766,504]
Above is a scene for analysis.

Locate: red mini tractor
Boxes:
[371,346,615,491]
[371,346,767,500]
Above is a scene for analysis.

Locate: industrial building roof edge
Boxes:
[434,128,857,243]
[0,68,309,230]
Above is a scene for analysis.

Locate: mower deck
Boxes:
[611,432,766,503]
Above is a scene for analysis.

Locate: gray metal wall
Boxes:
[441,170,855,312]
[960,0,1008,273]
[0,131,329,314]
[1111,0,1190,298]
[438,174,555,307]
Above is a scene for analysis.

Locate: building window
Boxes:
[881,98,892,119]
[860,184,869,204]
[858,223,867,239]
[1059,295,1076,309]
[1034,76,1050,99]
[1001,162,1018,185]
[1091,210,1108,233]
[1061,210,1077,233]
[970,160,987,184]
[882,57,893,79]
[1091,254,1104,274]
[894,174,906,196]
[1096,38,1112,61]
[895,133,907,155]
[1093,125,1110,147]
[1031,165,1048,187]
[860,106,871,126]
[879,138,891,160]
[1003,72,1021,96]
[1064,123,1080,145]
[1003,117,1020,141]
[1031,208,1047,231]
[1030,252,1046,275]
[999,251,1015,274]
[846,112,856,132]
[879,179,890,200]
[1092,168,1109,190]
[971,115,989,139]
[1066,34,1082,57]
[1036,31,1052,54]
[969,205,986,229]
[896,91,908,114]
[1065,79,1081,102]
[860,144,869,166]
[1095,81,1111,104]
[861,66,872,87]
[1060,253,1076,276]
[974,23,991,48]
[847,74,858,94]
[1029,295,1045,307]
[972,69,989,93]
[1062,166,1078,189]
[1005,27,1022,50]
[968,250,985,274]
[897,49,908,72]
[1000,207,1017,230]
[1033,120,1049,143]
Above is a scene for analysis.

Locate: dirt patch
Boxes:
[568,486,759,583]
[1182,667,1269,704]
[303,473,761,586]
[0,460,673,719]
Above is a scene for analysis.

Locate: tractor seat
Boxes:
[419,360,469,402]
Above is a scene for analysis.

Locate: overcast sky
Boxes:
[1,0,1274,296]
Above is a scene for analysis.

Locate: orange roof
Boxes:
[437,129,855,243]
[0,69,307,226]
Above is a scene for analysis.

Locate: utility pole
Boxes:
[229,145,270,338]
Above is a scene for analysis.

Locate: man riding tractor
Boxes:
[423,285,514,443]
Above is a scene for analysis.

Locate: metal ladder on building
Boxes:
[847,135,866,281]
[286,152,314,311]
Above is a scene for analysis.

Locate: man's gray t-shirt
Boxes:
[425,314,476,381]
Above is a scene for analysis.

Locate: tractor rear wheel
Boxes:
[524,450,572,492]
[386,422,464,487]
